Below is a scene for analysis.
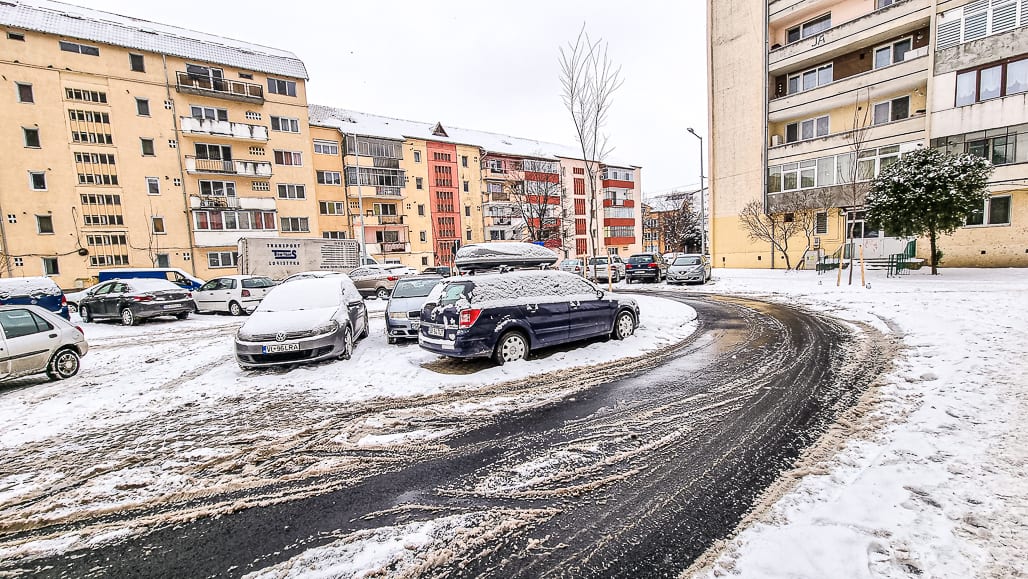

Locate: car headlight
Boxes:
[314,320,339,336]
[388,312,408,320]
[236,330,253,341]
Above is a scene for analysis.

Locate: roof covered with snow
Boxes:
[309,105,592,161]
[0,0,308,79]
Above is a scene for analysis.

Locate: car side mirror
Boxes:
[596,289,604,299]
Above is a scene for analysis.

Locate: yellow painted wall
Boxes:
[769,85,928,143]
[402,139,435,268]
[921,190,1028,267]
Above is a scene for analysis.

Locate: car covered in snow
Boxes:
[418,270,639,364]
[454,242,559,272]
[234,276,368,369]
[348,265,413,300]
[0,277,70,320]
[78,278,195,326]
[584,255,626,283]
[558,258,584,276]
[0,305,87,381]
[385,275,444,344]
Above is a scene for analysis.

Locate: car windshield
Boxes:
[392,278,441,298]
[258,280,341,312]
[242,277,275,289]
[674,257,702,266]
[627,255,655,264]
[564,260,582,266]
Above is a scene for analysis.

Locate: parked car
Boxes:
[625,253,669,283]
[422,266,452,277]
[0,277,70,320]
[667,254,712,285]
[418,270,639,365]
[383,264,419,276]
[559,258,584,276]
[234,277,368,369]
[0,305,88,381]
[98,268,205,291]
[193,275,276,315]
[64,282,104,314]
[348,265,412,300]
[385,275,444,344]
[78,279,195,326]
[584,255,626,283]
[662,252,687,264]
[281,271,344,284]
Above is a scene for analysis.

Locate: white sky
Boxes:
[86,0,708,193]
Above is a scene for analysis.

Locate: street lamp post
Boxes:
[686,128,707,257]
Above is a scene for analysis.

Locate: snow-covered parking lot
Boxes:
[0,293,696,561]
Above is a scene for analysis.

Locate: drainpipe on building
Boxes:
[0,199,12,277]
[163,54,198,277]
[351,133,368,264]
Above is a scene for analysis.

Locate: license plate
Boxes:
[262,343,300,353]
[427,326,444,337]
[163,304,179,309]
[410,322,420,330]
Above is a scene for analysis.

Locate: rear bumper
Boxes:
[418,332,494,358]
[134,301,194,318]
[626,269,659,279]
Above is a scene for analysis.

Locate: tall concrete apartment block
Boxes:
[709,0,1028,268]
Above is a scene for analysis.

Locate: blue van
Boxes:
[98,268,205,291]
[0,277,70,319]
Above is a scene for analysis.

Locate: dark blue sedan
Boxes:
[418,270,639,364]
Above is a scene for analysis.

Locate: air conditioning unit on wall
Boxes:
[771,134,781,146]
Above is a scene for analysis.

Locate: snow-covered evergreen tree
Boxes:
[865,147,992,275]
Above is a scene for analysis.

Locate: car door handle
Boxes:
[526,304,538,312]
[570,301,580,308]
[49,333,58,338]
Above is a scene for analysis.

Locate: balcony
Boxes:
[179,117,268,141]
[175,71,264,103]
[362,214,405,226]
[379,241,409,253]
[346,185,404,199]
[188,195,276,210]
[196,195,241,208]
[768,0,931,74]
[185,156,273,177]
[769,54,929,123]
[768,114,927,163]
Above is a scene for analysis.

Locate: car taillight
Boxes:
[61,295,68,306]
[132,294,154,302]
[75,325,84,335]
[186,292,192,298]
[387,276,398,281]
[241,289,251,297]
[648,263,658,268]
[458,308,482,328]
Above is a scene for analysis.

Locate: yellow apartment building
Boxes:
[709,0,1028,268]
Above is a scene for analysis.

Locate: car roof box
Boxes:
[454,242,559,271]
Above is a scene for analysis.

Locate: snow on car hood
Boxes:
[239,307,338,336]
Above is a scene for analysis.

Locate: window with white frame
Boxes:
[267,78,297,97]
[317,170,341,185]
[274,150,302,165]
[874,37,913,69]
[270,116,299,132]
[146,177,160,195]
[313,140,339,155]
[36,215,54,234]
[786,13,831,44]
[323,231,347,239]
[788,64,833,94]
[319,201,345,215]
[786,115,829,142]
[190,105,228,121]
[59,40,99,56]
[965,195,1011,226]
[936,0,1025,51]
[193,210,275,230]
[30,171,47,190]
[42,257,59,275]
[873,96,910,124]
[277,184,306,199]
[280,217,309,232]
[374,203,397,216]
[199,180,236,197]
[767,144,914,194]
[208,251,238,268]
[151,216,166,234]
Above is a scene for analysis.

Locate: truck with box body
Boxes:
[237,237,362,280]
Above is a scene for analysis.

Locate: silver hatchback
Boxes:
[0,305,88,381]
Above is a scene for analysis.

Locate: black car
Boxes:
[418,270,639,364]
[625,253,669,283]
[78,278,195,326]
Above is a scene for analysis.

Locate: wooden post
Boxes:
[860,244,866,287]
[836,245,843,287]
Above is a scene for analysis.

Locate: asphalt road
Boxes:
[14,292,884,578]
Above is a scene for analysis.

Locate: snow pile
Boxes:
[683,268,1028,578]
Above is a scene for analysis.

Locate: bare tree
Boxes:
[560,24,622,279]
[778,188,835,268]
[840,90,873,283]
[739,199,801,270]
[652,196,702,253]
[507,161,566,247]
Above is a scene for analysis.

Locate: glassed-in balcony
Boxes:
[179,117,268,141]
[185,156,273,177]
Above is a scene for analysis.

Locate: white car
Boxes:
[0,305,88,381]
[281,271,344,284]
[193,275,276,316]
[64,283,104,314]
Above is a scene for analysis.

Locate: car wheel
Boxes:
[338,325,354,360]
[120,308,138,326]
[612,271,621,283]
[79,305,92,323]
[46,348,81,380]
[376,287,390,300]
[613,311,636,340]
[493,331,529,365]
[228,301,243,316]
[68,303,78,314]
[176,311,190,320]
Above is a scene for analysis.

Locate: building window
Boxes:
[314,140,339,155]
[129,53,145,72]
[7,215,16,223]
[273,150,302,165]
[317,170,341,185]
[786,13,831,44]
[461,155,468,167]
[421,256,429,266]
[65,88,106,103]
[374,203,397,216]
[319,201,345,215]
[239,72,253,80]
[7,31,25,41]
[23,127,40,148]
[956,57,1028,107]
[267,78,297,97]
[420,231,427,242]
[42,257,59,275]
[156,254,170,267]
[59,40,99,55]
[139,138,155,156]
[16,82,33,103]
[417,204,425,216]
[277,184,306,199]
[413,150,421,163]
[270,116,299,132]
[787,64,833,94]
[463,180,469,192]
[966,196,1011,226]
[966,135,1016,165]
[280,217,309,232]
[193,210,275,231]
[874,38,913,69]
[785,115,829,142]
[12,257,23,268]
[29,171,47,190]
[199,180,236,197]
[208,251,238,268]
[249,146,265,156]
[464,206,471,217]
[151,216,166,234]
[323,231,347,239]
[191,105,228,121]
[136,97,150,116]
[815,212,829,235]
[416,177,423,190]
[146,176,160,195]
[873,96,910,124]
[245,111,262,120]
[466,230,472,241]
[876,0,897,7]
[36,215,54,234]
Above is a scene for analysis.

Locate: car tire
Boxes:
[376,287,390,300]
[228,301,243,316]
[46,348,81,381]
[79,305,92,323]
[338,325,354,360]
[493,331,529,365]
[612,310,636,340]
[612,271,621,283]
[120,308,138,326]
[176,311,190,320]
[357,310,369,340]
[68,303,78,314]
